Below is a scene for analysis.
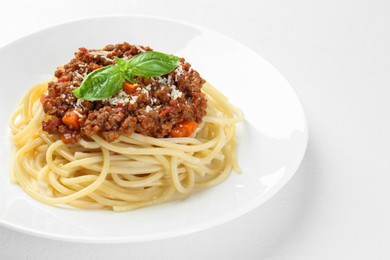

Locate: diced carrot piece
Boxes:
[62,110,80,129]
[123,81,139,94]
[58,75,70,82]
[92,64,102,71]
[170,120,198,137]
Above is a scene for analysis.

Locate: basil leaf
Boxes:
[123,70,136,83]
[128,51,179,78]
[72,65,125,101]
[115,57,128,71]
[72,51,179,101]
[115,57,135,82]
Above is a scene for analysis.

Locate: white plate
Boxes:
[0,15,308,243]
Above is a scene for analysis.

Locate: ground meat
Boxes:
[41,42,207,143]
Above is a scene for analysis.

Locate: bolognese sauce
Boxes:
[41,42,207,144]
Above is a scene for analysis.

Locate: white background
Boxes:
[1,0,389,259]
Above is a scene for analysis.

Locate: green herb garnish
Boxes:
[72,51,179,101]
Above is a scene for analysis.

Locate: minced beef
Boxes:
[41,42,207,144]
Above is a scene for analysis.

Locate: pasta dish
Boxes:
[9,42,243,211]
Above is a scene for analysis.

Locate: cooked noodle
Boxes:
[9,82,243,211]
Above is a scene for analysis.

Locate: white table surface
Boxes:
[1,0,389,259]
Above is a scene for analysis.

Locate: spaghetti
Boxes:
[10,82,243,211]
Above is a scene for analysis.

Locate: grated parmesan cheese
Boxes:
[145,105,153,112]
[170,85,183,100]
[150,97,157,105]
[74,71,85,80]
[88,50,114,62]
[73,110,83,117]
[174,63,185,81]
[157,76,168,85]
[130,95,138,105]
[88,50,111,56]
[74,98,85,110]
[141,88,149,97]
[167,75,172,85]
[135,45,146,53]
[104,90,131,105]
